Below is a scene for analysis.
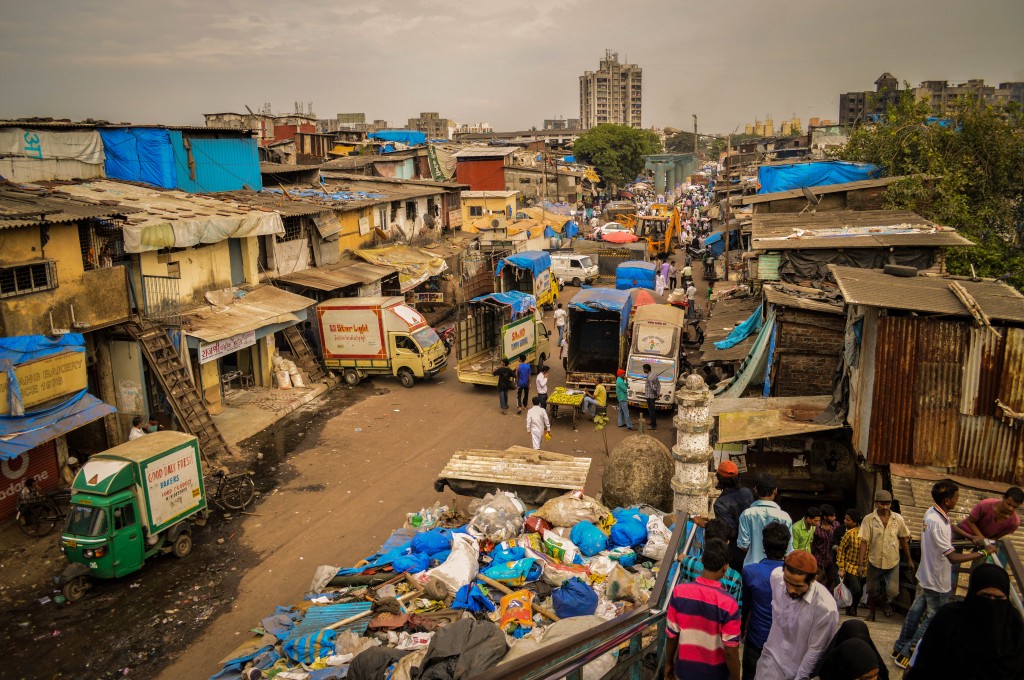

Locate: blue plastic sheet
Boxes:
[411,527,453,554]
[452,583,497,613]
[368,130,427,146]
[563,220,579,238]
[615,261,657,291]
[470,290,536,318]
[568,288,633,336]
[713,308,763,350]
[495,251,552,279]
[482,558,542,585]
[99,128,177,189]
[0,333,85,365]
[757,161,880,194]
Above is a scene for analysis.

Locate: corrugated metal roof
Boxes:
[215,190,333,217]
[181,285,315,342]
[284,602,372,641]
[702,297,762,362]
[751,210,972,250]
[275,261,397,291]
[260,163,324,173]
[452,146,519,158]
[739,175,940,205]
[763,284,844,315]
[0,184,140,229]
[831,265,1024,323]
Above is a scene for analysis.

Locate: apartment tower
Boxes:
[579,50,642,129]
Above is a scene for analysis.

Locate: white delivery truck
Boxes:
[626,305,687,410]
[317,296,448,388]
[551,253,599,287]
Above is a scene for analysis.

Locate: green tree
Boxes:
[573,124,662,189]
[838,91,1024,289]
[665,130,697,154]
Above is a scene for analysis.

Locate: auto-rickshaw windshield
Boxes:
[413,326,440,350]
[65,504,108,537]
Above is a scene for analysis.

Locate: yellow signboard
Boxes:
[0,351,88,415]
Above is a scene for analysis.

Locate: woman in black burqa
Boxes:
[906,562,1024,679]
[814,618,888,680]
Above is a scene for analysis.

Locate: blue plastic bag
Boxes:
[452,583,497,613]
[610,510,649,548]
[411,527,453,555]
[490,543,526,564]
[552,577,598,618]
[482,558,543,585]
[392,551,431,573]
[570,521,608,557]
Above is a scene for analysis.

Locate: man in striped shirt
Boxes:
[664,539,741,680]
[677,518,743,607]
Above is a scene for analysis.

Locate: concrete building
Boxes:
[460,190,518,226]
[579,50,643,129]
[337,113,366,127]
[840,74,1024,124]
[407,112,453,140]
[839,73,901,126]
[544,117,581,130]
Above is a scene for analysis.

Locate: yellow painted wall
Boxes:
[138,240,234,305]
[241,236,259,284]
[462,196,516,225]
[199,356,222,414]
[336,206,377,253]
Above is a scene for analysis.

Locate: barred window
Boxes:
[0,261,58,298]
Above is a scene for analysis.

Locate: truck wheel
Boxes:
[172,532,193,558]
[62,576,89,602]
[571,277,582,287]
[397,368,415,388]
[343,369,361,386]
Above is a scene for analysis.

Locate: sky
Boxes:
[2,0,1023,135]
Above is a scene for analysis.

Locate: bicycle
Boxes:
[17,489,70,537]
[205,469,256,511]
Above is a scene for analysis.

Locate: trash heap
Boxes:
[210,490,677,680]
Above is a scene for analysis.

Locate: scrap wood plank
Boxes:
[949,281,1001,338]
[437,446,590,490]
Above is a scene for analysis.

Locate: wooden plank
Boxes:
[437,447,592,490]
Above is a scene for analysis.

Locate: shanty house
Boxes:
[453,146,518,191]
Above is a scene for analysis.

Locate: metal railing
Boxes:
[141,275,182,325]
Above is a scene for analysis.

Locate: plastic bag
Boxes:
[425,533,479,595]
[610,510,648,548]
[605,564,641,603]
[834,581,853,608]
[467,491,525,543]
[524,515,552,534]
[490,541,527,564]
[540,560,591,587]
[392,551,431,573]
[499,590,534,635]
[641,515,672,561]
[542,530,583,565]
[482,558,543,586]
[534,493,611,527]
[607,546,637,568]
[587,556,616,583]
[552,577,599,618]
[570,521,608,557]
[411,527,453,555]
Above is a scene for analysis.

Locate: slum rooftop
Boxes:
[750,209,974,250]
[732,174,940,206]
[0,182,141,228]
[829,265,1024,323]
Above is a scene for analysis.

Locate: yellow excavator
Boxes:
[635,202,682,257]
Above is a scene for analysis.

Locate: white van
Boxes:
[551,253,599,287]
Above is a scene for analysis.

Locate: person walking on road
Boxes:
[685,282,698,320]
[553,303,567,347]
[642,363,659,431]
[536,365,550,410]
[857,489,913,622]
[835,509,866,617]
[791,506,821,553]
[515,353,530,415]
[559,334,568,372]
[614,369,633,430]
[525,396,550,450]
[492,358,514,415]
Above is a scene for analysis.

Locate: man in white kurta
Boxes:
[755,550,839,680]
[525,397,550,450]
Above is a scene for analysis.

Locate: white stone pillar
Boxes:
[671,374,714,516]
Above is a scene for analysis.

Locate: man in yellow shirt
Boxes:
[582,381,607,419]
[836,508,866,616]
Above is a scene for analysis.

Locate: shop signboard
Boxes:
[199,330,257,365]
[0,351,88,415]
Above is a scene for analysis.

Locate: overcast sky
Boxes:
[2,0,1023,134]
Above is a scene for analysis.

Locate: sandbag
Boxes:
[641,515,672,561]
[552,577,599,618]
[569,521,608,557]
[534,493,610,527]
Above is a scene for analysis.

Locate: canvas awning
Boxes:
[711,395,841,443]
[353,245,447,293]
[181,285,315,343]
[276,260,397,292]
[0,393,115,460]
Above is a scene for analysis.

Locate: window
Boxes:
[113,503,136,530]
[469,206,483,217]
[405,201,417,221]
[0,261,57,298]
[519,177,531,184]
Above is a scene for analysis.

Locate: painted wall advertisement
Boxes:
[502,317,536,360]
[143,447,203,528]
[199,330,257,364]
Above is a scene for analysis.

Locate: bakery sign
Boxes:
[0,351,88,415]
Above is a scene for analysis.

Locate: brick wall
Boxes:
[772,308,845,396]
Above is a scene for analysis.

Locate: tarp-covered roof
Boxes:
[470,290,536,317]
[496,251,551,279]
[757,161,881,194]
[568,287,633,336]
[353,245,448,292]
[616,261,657,291]
[750,210,972,250]
[181,285,315,342]
[367,130,427,147]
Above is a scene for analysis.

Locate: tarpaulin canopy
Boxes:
[704,228,741,257]
[0,128,106,182]
[0,333,86,365]
[757,162,880,194]
[368,130,427,147]
[615,261,657,291]
[568,288,634,336]
[470,290,537,318]
[714,310,776,398]
[99,128,176,189]
[354,245,448,292]
[713,308,763,350]
[602,230,639,244]
[495,251,551,279]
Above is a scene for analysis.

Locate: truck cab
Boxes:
[626,305,686,410]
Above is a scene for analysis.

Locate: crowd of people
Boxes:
[663,467,1024,680]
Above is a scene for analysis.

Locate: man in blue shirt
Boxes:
[737,474,793,568]
[740,522,789,680]
[515,353,531,415]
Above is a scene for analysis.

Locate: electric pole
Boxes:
[692,114,698,153]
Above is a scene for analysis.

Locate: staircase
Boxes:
[282,325,327,382]
[126,322,231,461]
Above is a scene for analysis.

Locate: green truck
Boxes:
[57,431,209,601]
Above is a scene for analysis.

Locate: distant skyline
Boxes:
[2,0,1023,134]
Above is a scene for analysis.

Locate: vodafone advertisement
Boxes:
[0,441,58,520]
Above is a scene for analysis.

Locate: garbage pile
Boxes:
[210,491,677,680]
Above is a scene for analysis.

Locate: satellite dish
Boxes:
[423,213,436,229]
[801,186,820,205]
[374,227,389,240]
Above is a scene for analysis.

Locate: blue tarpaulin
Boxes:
[495,251,552,279]
[368,130,427,147]
[757,161,881,194]
[713,308,763,350]
[562,155,576,163]
[563,220,579,238]
[615,261,657,291]
[568,288,633,336]
[471,290,536,317]
[704,229,741,258]
[99,128,177,189]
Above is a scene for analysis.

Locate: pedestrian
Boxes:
[905,563,1024,680]
[667,259,677,291]
[553,303,567,347]
[857,489,913,622]
[892,480,996,668]
[754,550,839,680]
[559,335,568,372]
[812,504,840,588]
[660,258,672,292]
[681,262,693,288]
[581,380,606,419]
[678,518,744,606]
[791,506,821,552]
[525,396,550,450]
[737,474,793,567]
[128,415,146,441]
[713,460,754,572]
[536,365,550,410]
[614,369,633,430]
[663,539,742,680]
[835,508,866,617]
[492,358,514,415]
[655,257,666,296]
[515,353,531,415]
[813,620,889,680]
[60,456,80,487]
[685,282,698,320]
[954,486,1023,562]
[740,522,790,680]
[642,363,659,431]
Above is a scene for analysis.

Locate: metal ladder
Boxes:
[126,322,231,461]
[281,325,327,382]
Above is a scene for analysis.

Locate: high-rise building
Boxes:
[579,50,642,129]
[407,112,454,140]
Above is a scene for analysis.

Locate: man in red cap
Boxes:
[713,459,753,572]
[614,368,633,430]
[755,550,839,680]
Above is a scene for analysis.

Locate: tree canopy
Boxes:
[573,124,662,189]
[837,91,1024,289]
